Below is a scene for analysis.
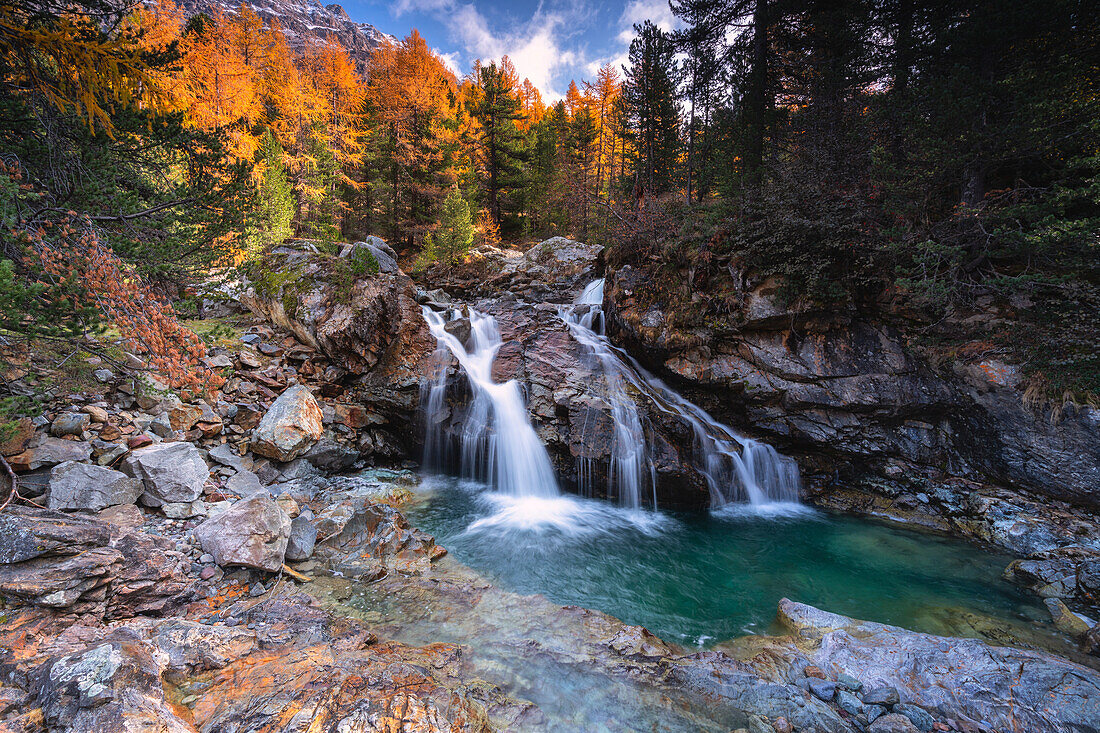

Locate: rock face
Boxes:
[46,461,143,511]
[124,442,208,507]
[763,599,1100,733]
[603,262,1100,534]
[0,506,193,618]
[1005,545,1100,604]
[240,240,436,452]
[194,494,291,571]
[250,384,323,461]
[172,0,392,71]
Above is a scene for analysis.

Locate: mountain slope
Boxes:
[172,0,394,69]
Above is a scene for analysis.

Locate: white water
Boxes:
[560,279,801,509]
[422,307,560,498]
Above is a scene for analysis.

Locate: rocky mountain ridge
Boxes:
[170,0,394,70]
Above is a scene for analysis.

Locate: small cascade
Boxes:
[560,279,800,508]
[422,307,560,498]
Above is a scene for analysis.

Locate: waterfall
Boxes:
[560,279,800,508]
[422,307,561,498]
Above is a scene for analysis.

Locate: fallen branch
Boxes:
[281,563,312,583]
[0,454,17,513]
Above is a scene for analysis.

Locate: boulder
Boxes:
[303,438,359,473]
[250,384,323,461]
[194,494,291,571]
[10,437,93,471]
[124,442,208,507]
[285,515,317,562]
[107,531,194,618]
[773,599,1100,733]
[339,237,399,274]
[50,413,89,437]
[1044,597,1095,638]
[46,461,143,511]
[0,417,34,456]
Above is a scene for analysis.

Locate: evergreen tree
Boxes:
[422,187,474,267]
[246,130,294,254]
[468,61,527,228]
[298,126,341,246]
[623,21,681,195]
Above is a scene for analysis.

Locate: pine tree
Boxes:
[623,21,681,195]
[468,60,527,228]
[422,187,473,267]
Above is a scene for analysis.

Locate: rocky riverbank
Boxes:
[2,234,1100,731]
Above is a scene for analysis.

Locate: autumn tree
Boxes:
[365,31,458,252]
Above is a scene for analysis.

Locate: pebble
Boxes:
[836,690,864,716]
[249,583,266,597]
[200,566,216,580]
[200,553,214,564]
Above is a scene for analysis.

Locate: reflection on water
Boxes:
[408,476,1061,647]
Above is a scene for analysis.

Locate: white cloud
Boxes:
[617,0,677,44]
[433,48,463,76]
[390,0,589,101]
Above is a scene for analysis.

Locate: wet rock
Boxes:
[50,413,89,437]
[285,516,317,562]
[1044,598,1095,637]
[836,689,864,716]
[315,499,443,575]
[46,461,143,511]
[773,599,1100,733]
[1005,546,1100,604]
[808,678,837,701]
[250,384,323,461]
[194,494,291,571]
[124,442,208,507]
[34,637,193,733]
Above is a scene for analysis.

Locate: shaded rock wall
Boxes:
[604,264,1100,514]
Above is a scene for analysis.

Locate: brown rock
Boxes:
[80,405,109,423]
[0,418,34,456]
[250,385,323,461]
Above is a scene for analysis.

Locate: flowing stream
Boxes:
[560,278,800,508]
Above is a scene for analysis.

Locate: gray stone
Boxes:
[807,678,836,702]
[208,442,249,472]
[125,442,208,507]
[250,384,323,461]
[193,494,290,571]
[303,438,359,472]
[340,237,399,274]
[17,437,93,470]
[867,714,920,733]
[93,368,115,383]
[225,469,267,498]
[837,672,862,691]
[893,704,934,732]
[836,690,864,716]
[51,413,89,437]
[47,461,142,511]
[162,500,206,519]
[199,553,214,564]
[864,704,888,723]
[149,412,175,439]
[285,516,317,562]
[776,599,1100,733]
[862,686,901,707]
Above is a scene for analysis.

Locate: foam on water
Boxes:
[466,490,676,537]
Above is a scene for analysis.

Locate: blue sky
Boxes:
[342,0,678,101]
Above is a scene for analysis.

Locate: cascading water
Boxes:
[560,279,801,508]
[421,307,560,498]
